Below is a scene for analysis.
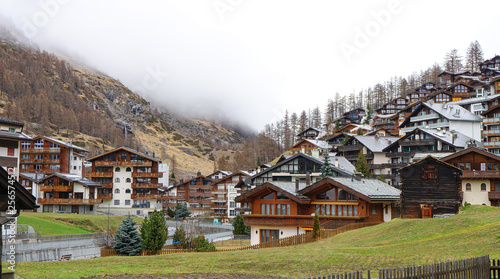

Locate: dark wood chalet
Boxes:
[479,55,500,72]
[235,177,400,245]
[210,171,250,218]
[342,108,366,124]
[441,147,500,207]
[372,114,398,136]
[446,83,475,101]
[287,139,330,156]
[399,156,462,218]
[172,175,214,216]
[438,71,471,87]
[296,127,322,141]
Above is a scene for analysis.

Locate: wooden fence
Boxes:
[492,258,499,279]
[292,255,492,279]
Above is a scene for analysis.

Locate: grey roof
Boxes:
[303,139,330,149]
[0,117,24,126]
[448,95,497,106]
[44,173,102,187]
[329,155,356,176]
[268,181,310,200]
[43,136,89,153]
[19,172,47,183]
[424,102,482,122]
[374,113,397,119]
[353,135,399,153]
[331,178,401,201]
[0,131,32,141]
[412,152,455,162]
[417,128,482,148]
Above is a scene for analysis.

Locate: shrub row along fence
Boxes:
[290,255,493,279]
[101,222,380,257]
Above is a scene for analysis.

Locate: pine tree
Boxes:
[167,207,175,218]
[355,152,371,178]
[175,203,191,219]
[113,216,142,256]
[356,128,363,135]
[320,150,334,179]
[363,104,373,125]
[140,209,168,254]
[299,110,308,132]
[232,213,250,235]
[312,212,320,240]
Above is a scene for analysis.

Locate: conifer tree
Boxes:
[355,152,371,178]
[377,174,386,183]
[312,212,320,240]
[175,202,191,219]
[320,150,334,179]
[140,209,168,254]
[113,216,142,256]
[232,213,250,235]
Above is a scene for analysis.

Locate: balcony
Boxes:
[243,215,365,227]
[385,152,415,158]
[40,185,73,192]
[488,192,500,200]
[483,129,500,136]
[99,183,113,188]
[131,183,163,189]
[483,142,500,148]
[131,194,161,200]
[400,139,436,146]
[211,191,226,195]
[37,198,102,205]
[97,193,113,199]
[131,172,163,178]
[162,202,177,207]
[410,113,439,122]
[86,172,113,178]
[346,153,373,161]
[337,144,363,152]
[94,161,153,167]
[381,163,408,169]
[483,117,500,125]
[189,184,212,190]
[462,170,500,179]
[189,192,213,197]
[21,148,61,153]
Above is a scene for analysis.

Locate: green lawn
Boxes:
[9,206,500,279]
[16,213,143,236]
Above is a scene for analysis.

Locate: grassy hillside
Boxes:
[10,206,500,279]
[17,213,143,236]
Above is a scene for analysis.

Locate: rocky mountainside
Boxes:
[0,26,247,179]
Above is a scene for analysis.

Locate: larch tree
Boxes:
[299,110,308,132]
[290,112,298,145]
[444,48,463,73]
[465,41,484,73]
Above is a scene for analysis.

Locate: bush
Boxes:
[192,236,216,252]
[312,212,320,240]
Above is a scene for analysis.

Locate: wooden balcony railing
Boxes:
[21,148,61,153]
[462,170,500,179]
[86,172,113,177]
[380,163,408,169]
[337,144,363,152]
[489,192,500,200]
[98,183,113,188]
[131,183,163,189]
[39,185,73,192]
[243,215,365,227]
[37,198,102,205]
[131,194,162,200]
[131,172,163,178]
[94,161,152,167]
[189,185,212,190]
[97,193,113,199]
[188,192,213,197]
[400,139,436,146]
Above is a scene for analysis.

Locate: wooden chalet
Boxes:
[438,71,471,87]
[211,171,250,218]
[446,82,475,101]
[442,147,500,207]
[480,55,500,72]
[481,102,500,154]
[372,114,399,136]
[335,116,355,127]
[207,170,232,180]
[325,133,348,149]
[427,90,453,103]
[20,136,88,176]
[334,123,371,135]
[296,127,322,141]
[235,177,400,245]
[287,139,330,156]
[399,156,462,218]
[0,117,32,179]
[172,174,214,216]
[86,146,163,216]
[342,108,366,124]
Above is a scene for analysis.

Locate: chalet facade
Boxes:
[211,171,250,218]
[37,173,101,214]
[342,108,366,124]
[287,139,330,156]
[441,147,500,207]
[20,136,88,176]
[481,103,500,154]
[207,170,232,180]
[0,117,31,179]
[86,147,166,216]
[372,114,398,136]
[399,102,482,141]
[296,127,322,141]
[334,124,371,135]
[399,156,462,218]
[235,177,400,245]
[172,174,214,216]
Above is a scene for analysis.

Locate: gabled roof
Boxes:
[290,139,330,150]
[438,71,471,77]
[19,173,47,183]
[400,102,482,128]
[399,155,462,174]
[0,167,37,212]
[448,95,497,106]
[207,170,232,179]
[328,155,356,175]
[0,117,24,127]
[382,128,480,152]
[234,181,311,204]
[32,136,89,153]
[0,131,32,141]
[299,177,401,202]
[210,171,250,185]
[441,147,500,162]
[174,175,213,188]
[335,123,372,134]
[87,146,160,162]
[373,113,397,119]
[296,127,322,137]
[250,153,353,181]
[350,135,399,153]
[41,173,102,187]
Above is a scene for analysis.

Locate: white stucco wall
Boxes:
[250,225,301,246]
[462,179,491,206]
[450,121,482,142]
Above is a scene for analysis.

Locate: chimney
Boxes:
[354,172,362,181]
[334,158,339,168]
[180,178,184,184]
[306,172,311,185]
[197,171,201,176]
[152,152,155,158]
[295,177,299,192]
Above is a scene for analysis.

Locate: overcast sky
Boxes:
[1,0,500,131]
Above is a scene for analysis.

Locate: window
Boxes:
[260,229,279,243]
[480,183,487,191]
[371,205,377,215]
[126,178,131,183]
[21,142,31,149]
[338,190,347,201]
[126,167,131,172]
[7,148,14,156]
[115,167,121,172]
[260,203,274,215]
[73,166,77,170]
[465,163,471,171]
[114,200,120,205]
[121,154,127,161]
[230,201,236,208]
[34,139,44,149]
[465,183,471,191]
[43,205,53,213]
[8,127,15,133]
[59,205,66,212]
[125,189,131,194]
[73,156,77,160]
[34,165,42,170]
[261,193,274,200]
[49,165,60,170]
[454,85,468,93]
[34,154,43,160]
[276,204,290,215]
[115,189,120,194]
[49,142,59,149]
[115,178,120,183]
[125,200,131,205]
